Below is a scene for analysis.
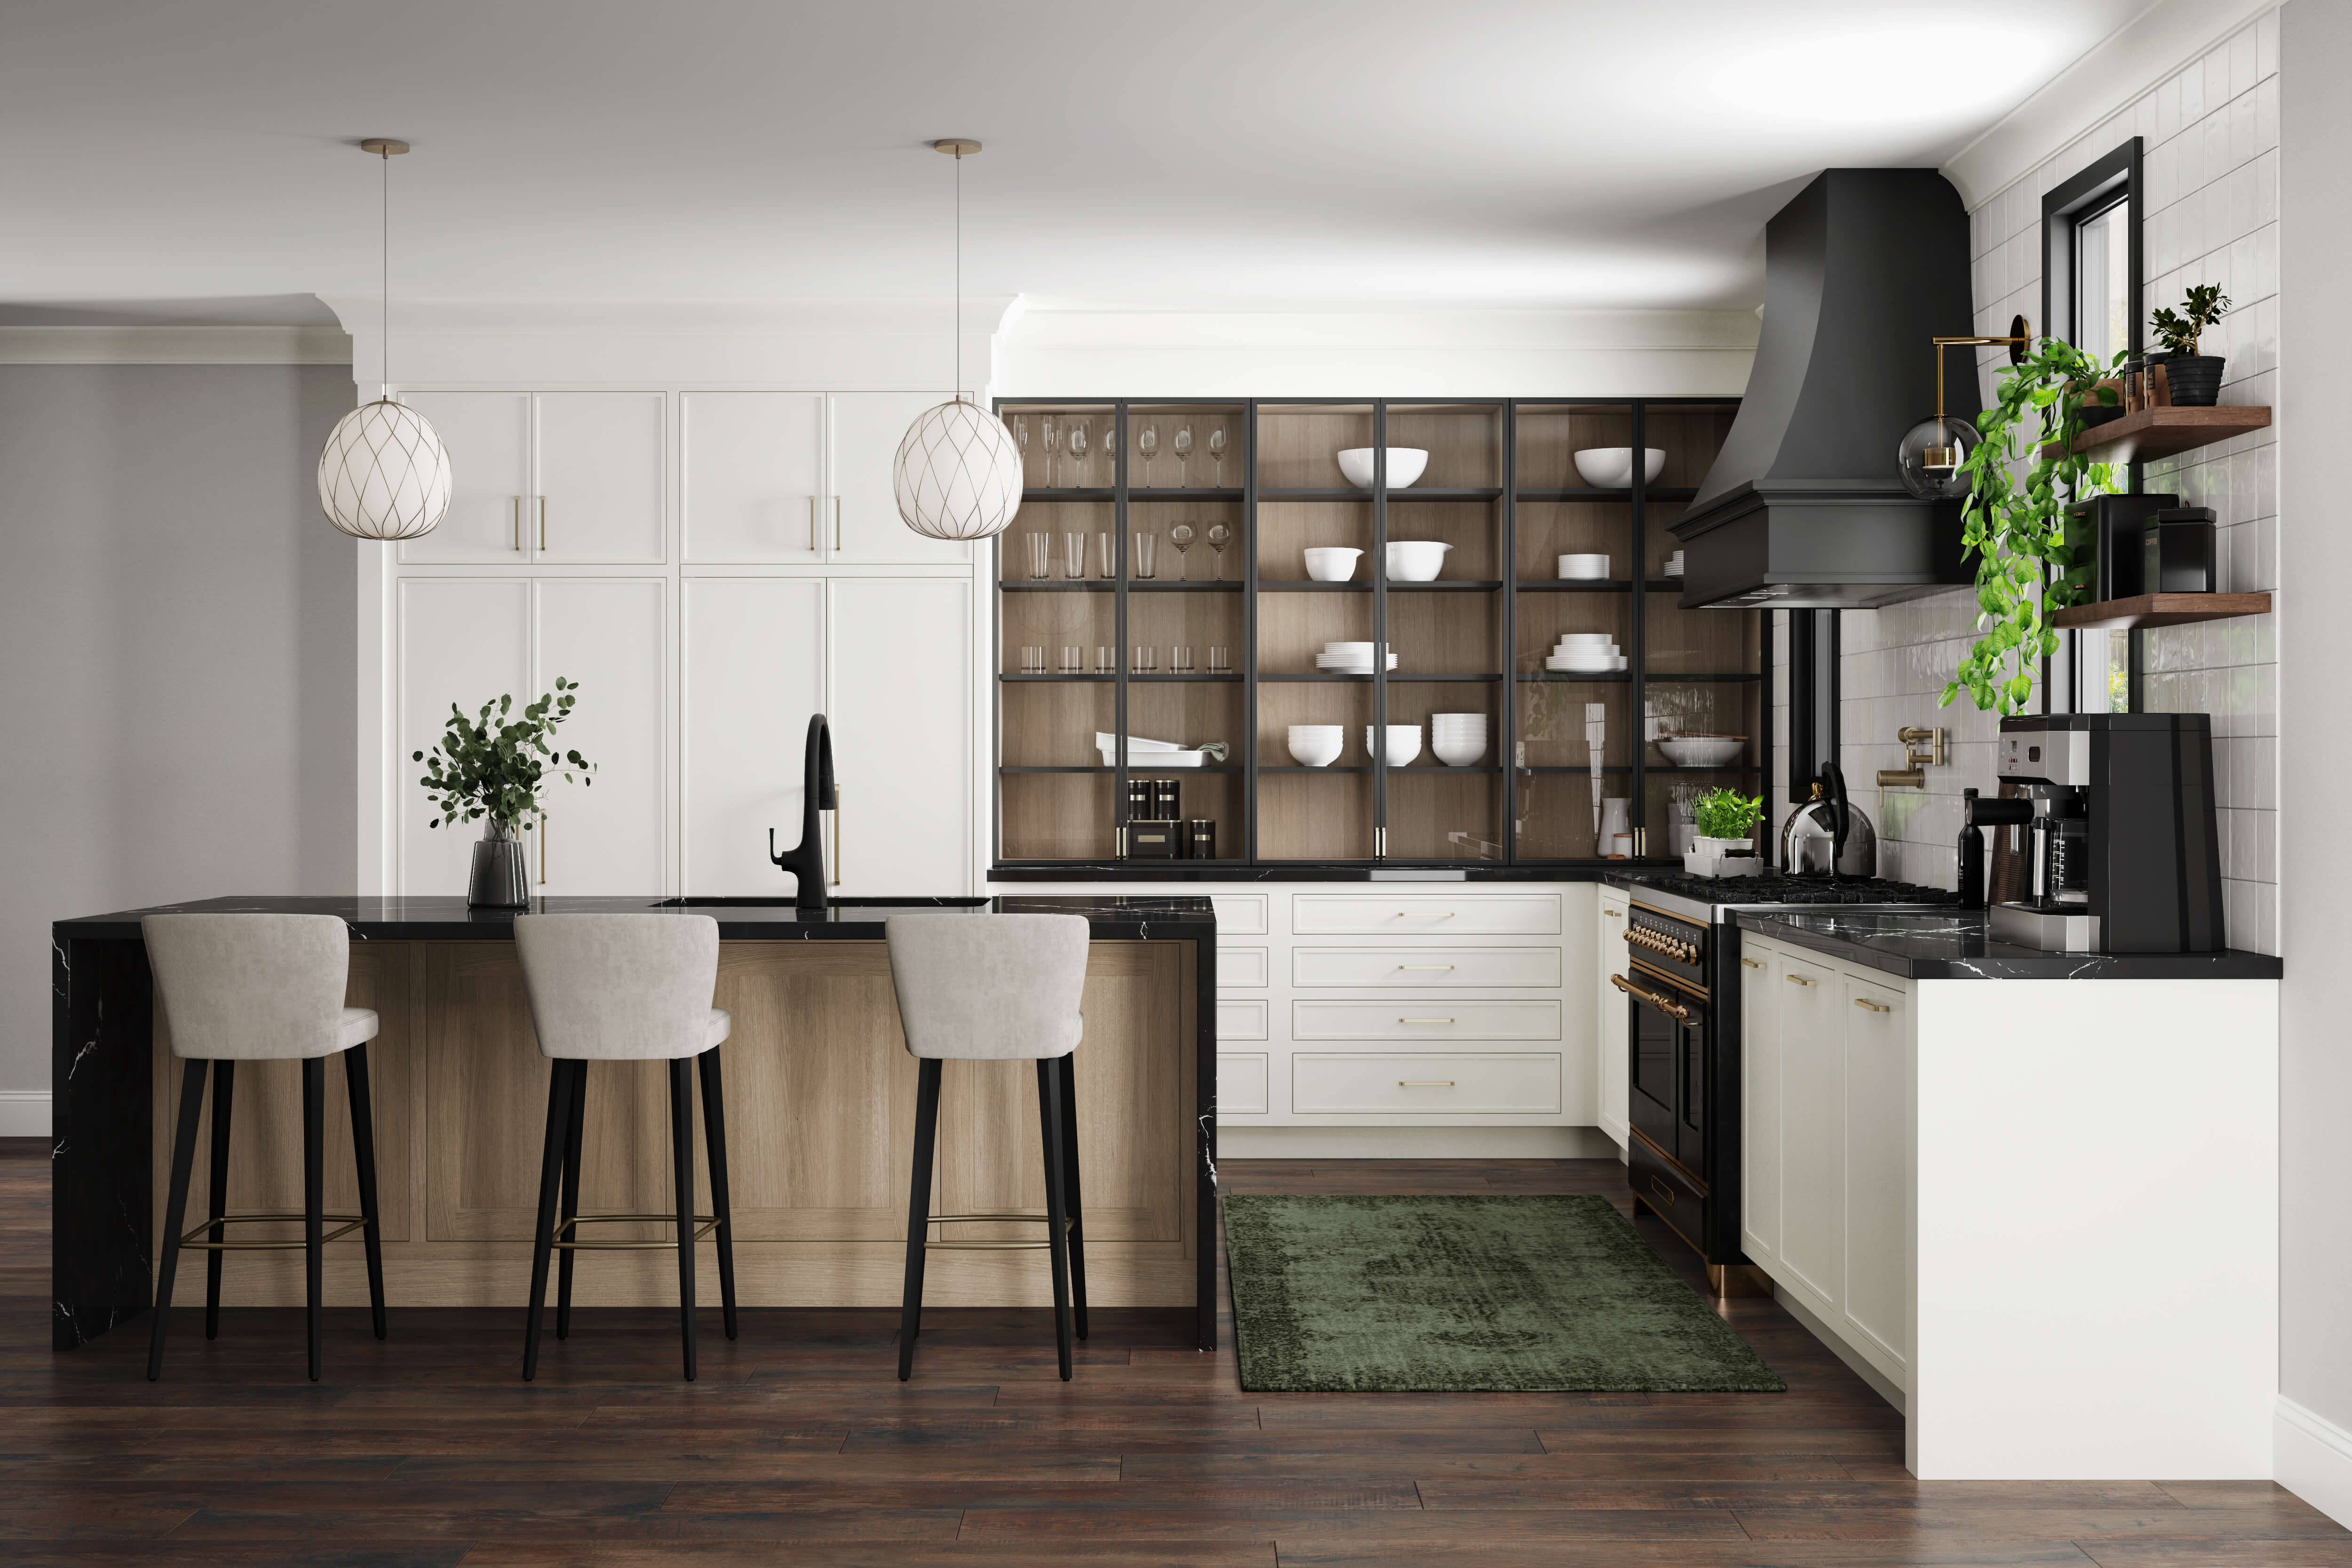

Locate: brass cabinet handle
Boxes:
[1397,964,1455,971]
[539,813,548,886]
[1398,1017,1455,1025]
[1610,973,1689,1021]
[833,495,842,552]
[1648,1176,1677,1206]
[1785,973,1816,986]
[807,496,818,554]
[1741,958,1766,970]
[1604,908,1623,919]
[1398,1080,1456,1087]
[511,497,522,552]
[1853,997,1892,1013]
[537,496,547,552]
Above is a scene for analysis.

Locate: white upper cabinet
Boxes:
[533,392,666,563]
[683,578,826,895]
[532,578,668,895]
[826,392,972,564]
[397,578,531,893]
[397,392,531,563]
[828,576,972,894]
[682,392,823,563]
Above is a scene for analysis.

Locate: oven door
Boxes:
[1619,964,1709,1182]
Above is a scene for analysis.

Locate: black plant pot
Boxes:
[2165,355,2226,407]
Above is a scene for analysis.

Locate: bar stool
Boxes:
[140,913,388,1382]
[886,912,1090,1381]
[512,912,737,1381]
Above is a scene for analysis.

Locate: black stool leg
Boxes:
[698,1046,738,1341]
[1036,1059,1073,1381]
[556,1059,586,1340]
[669,1056,698,1381]
[147,1059,208,1382]
[522,1059,572,1380]
[898,1058,942,1381]
[343,1044,388,1341]
[203,1060,235,1340]
[1057,1053,1088,1342]
[302,1056,326,1382]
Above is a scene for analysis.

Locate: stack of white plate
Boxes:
[1546,632,1626,673]
[1286,725,1344,767]
[1430,712,1488,767]
[1362,725,1422,766]
[1315,641,1397,674]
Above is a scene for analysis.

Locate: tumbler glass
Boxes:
[1063,532,1087,579]
[1133,531,1158,580]
[1097,531,1115,579]
[1025,533,1050,579]
[1208,646,1231,675]
[1020,646,1045,674]
[1133,645,1159,673]
[1096,645,1115,673]
[1172,646,1195,674]
[1060,646,1082,674]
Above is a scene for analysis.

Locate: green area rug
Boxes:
[1223,1193,1786,1394]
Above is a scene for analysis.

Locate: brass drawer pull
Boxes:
[1853,997,1892,1013]
[1397,964,1455,971]
[1785,974,1816,987]
[808,495,818,553]
[1397,909,1455,919]
[1398,1017,1455,1024]
[1648,1176,1677,1206]
[1604,909,1623,919]
[538,496,548,551]
[1741,958,1766,969]
[1610,973,1688,1021]
[511,496,523,551]
[833,495,843,552]
[1398,1080,1455,1087]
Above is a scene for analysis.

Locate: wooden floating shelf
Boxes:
[2050,591,2272,631]
[2041,405,2271,463]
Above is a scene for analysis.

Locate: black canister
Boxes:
[2143,506,2217,594]
[1124,778,1154,821]
[1186,819,1216,861]
[1150,779,1182,819]
[1127,820,1182,858]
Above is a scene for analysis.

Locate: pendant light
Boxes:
[893,139,1023,541]
[1896,315,2032,501]
[318,139,452,541]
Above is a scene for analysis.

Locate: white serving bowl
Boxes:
[1657,734,1748,768]
[1302,547,1362,582]
[1336,447,1429,489]
[1554,632,1613,645]
[1362,725,1423,767]
[1287,729,1344,768]
[1432,736,1487,767]
[1322,641,1375,652]
[1557,553,1612,580]
[1573,447,1666,488]
[1548,654,1617,672]
[1384,540,1453,582]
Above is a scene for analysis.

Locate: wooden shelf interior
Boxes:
[2042,404,2271,464]
[2050,591,2272,631]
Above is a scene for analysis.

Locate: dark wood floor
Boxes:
[4,1139,2344,1565]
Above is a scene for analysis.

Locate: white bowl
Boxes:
[1323,641,1375,651]
[1548,656,1617,673]
[1302,547,1362,582]
[1363,725,1423,766]
[1658,734,1747,768]
[1433,737,1486,768]
[1385,540,1453,581]
[1287,723,1343,736]
[1287,731,1344,768]
[1431,712,1487,727]
[1557,553,1612,579]
[1573,447,1666,489]
[1336,447,1429,490]
[1555,632,1613,645]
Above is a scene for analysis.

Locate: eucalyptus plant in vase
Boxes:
[413,679,596,906]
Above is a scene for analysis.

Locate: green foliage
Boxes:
[2151,283,2232,357]
[1693,788,1764,841]
[1941,339,2124,717]
[412,678,596,835]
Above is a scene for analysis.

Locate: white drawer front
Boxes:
[1292,945,1561,988]
[1291,999,1561,1041]
[1218,1053,1271,1115]
[1219,946,1271,988]
[1291,894,1560,935]
[1217,998,1270,1040]
[1294,1052,1563,1114]
[1212,894,1270,935]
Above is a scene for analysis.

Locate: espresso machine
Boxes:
[1978,713,2225,952]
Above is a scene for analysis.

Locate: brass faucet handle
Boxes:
[1895,726,1947,767]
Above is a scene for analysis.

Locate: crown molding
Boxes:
[0,325,350,365]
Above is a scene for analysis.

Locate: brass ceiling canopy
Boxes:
[931,138,981,157]
[359,139,410,157]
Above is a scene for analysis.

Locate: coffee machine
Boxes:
[1987,713,2225,952]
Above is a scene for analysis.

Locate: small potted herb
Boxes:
[1692,787,1764,854]
[2151,284,2232,406]
[413,679,596,906]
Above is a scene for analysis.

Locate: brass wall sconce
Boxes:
[1896,315,2034,500]
[1876,726,1947,789]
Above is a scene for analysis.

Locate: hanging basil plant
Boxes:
[1938,340,2124,717]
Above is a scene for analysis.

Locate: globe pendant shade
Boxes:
[1896,415,1980,501]
[894,398,1023,540]
[318,397,453,541]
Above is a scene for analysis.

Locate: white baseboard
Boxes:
[0,1091,51,1139]
[1770,1278,1909,1417]
[1218,1125,1623,1161]
[2277,1396,2352,1528]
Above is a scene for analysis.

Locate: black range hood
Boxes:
[1674,168,1976,610]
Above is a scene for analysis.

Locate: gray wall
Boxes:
[0,363,356,1105]
[2279,0,2351,1459]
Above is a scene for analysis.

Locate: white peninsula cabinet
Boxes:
[1738,924,2279,1481]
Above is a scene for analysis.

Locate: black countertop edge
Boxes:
[990,862,1651,883]
[1732,910,2283,981]
[55,895,1216,944]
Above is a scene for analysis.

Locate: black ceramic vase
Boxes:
[468,827,530,907]
[2164,355,2226,407]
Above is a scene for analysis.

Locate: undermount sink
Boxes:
[653,896,992,909]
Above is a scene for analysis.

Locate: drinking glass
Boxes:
[1137,423,1159,487]
[1169,523,1195,581]
[1097,531,1115,579]
[1208,421,1228,484]
[1133,646,1159,674]
[1206,523,1232,580]
[1067,420,1089,486]
[1172,646,1195,674]
[1040,414,1058,487]
[1208,645,1232,675]
[1095,645,1114,673]
[1173,422,1193,485]
[1025,532,1050,578]
[1133,531,1158,579]
[1060,646,1082,674]
[1021,646,1045,674]
[1063,531,1087,579]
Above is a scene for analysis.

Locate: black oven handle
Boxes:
[1611,972,1690,1021]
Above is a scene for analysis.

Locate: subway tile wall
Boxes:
[1784,10,2280,953]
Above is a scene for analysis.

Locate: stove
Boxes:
[1615,870,1959,924]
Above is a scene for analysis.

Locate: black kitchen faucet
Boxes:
[768,713,836,911]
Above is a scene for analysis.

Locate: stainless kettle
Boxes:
[1780,762,1877,878]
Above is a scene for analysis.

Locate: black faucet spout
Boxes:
[768,714,836,911]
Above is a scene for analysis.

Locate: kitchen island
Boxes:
[51,895,1216,1352]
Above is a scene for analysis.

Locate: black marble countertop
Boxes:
[1733,909,2283,981]
[991,862,1631,882]
[55,895,1215,943]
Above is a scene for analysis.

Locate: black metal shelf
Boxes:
[999,765,1244,775]
[1260,672,1505,683]
[1516,578,1682,593]
[1001,579,1241,592]
[999,673,1114,682]
[1515,486,1699,503]
[1259,765,1373,774]
[1130,673,1242,683]
[1017,486,1247,503]
[1258,486,1502,502]
[1516,671,1760,683]
[1517,764,1764,775]
[1257,580,1504,593]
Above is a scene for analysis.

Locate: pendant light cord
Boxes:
[954,147,961,400]
[380,146,391,400]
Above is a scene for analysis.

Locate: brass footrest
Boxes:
[554,1212,720,1251]
[922,1212,1075,1252]
[176,1212,368,1251]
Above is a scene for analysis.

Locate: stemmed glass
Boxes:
[1137,423,1159,488]
[1011,414,1029,483]
[1208,422,1228,484]
[1170,523,1196,581]
[1041,414,1058,488]
[1206,523,1232,581]
[1067,419,1089,488]
[1099,421,1120,489]
[1173,423,1193,486]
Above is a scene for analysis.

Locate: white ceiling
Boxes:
[0,0,2151,325]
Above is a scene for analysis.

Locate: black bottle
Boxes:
[1956,788,1985,909]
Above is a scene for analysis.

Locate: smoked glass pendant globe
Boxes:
[894,398,1024,540]
[1897,416,1979,500]
[318,396,452,540]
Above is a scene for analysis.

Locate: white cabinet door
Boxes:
[1739,942,1782,1264]
[681,392,824,563]
[1841,970,1913,1373]
[683,578,827,895]
[1774,950,1844,1308]
[397,578,530,894]
[396,392,530,563]
[1596,890,1630,1144]
[827,577,972,894]
[533,392,665,563]
[532,579,668,895]
[826,392,971,564]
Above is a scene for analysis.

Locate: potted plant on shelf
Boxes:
[2151,284,2233,406]
[413,679,596,907]
[1690,787,1764,876]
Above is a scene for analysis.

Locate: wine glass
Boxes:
[1041,414,1058,488]
[1099,421,1120,489]
[1170,523,1196,582]
[1137,423,1158,487]
[1206,523,1232,581]
[1011,414,1029,483]
[1173,422,1193,486]
[1208,422,1228,484]
[1067,419,1089,485]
